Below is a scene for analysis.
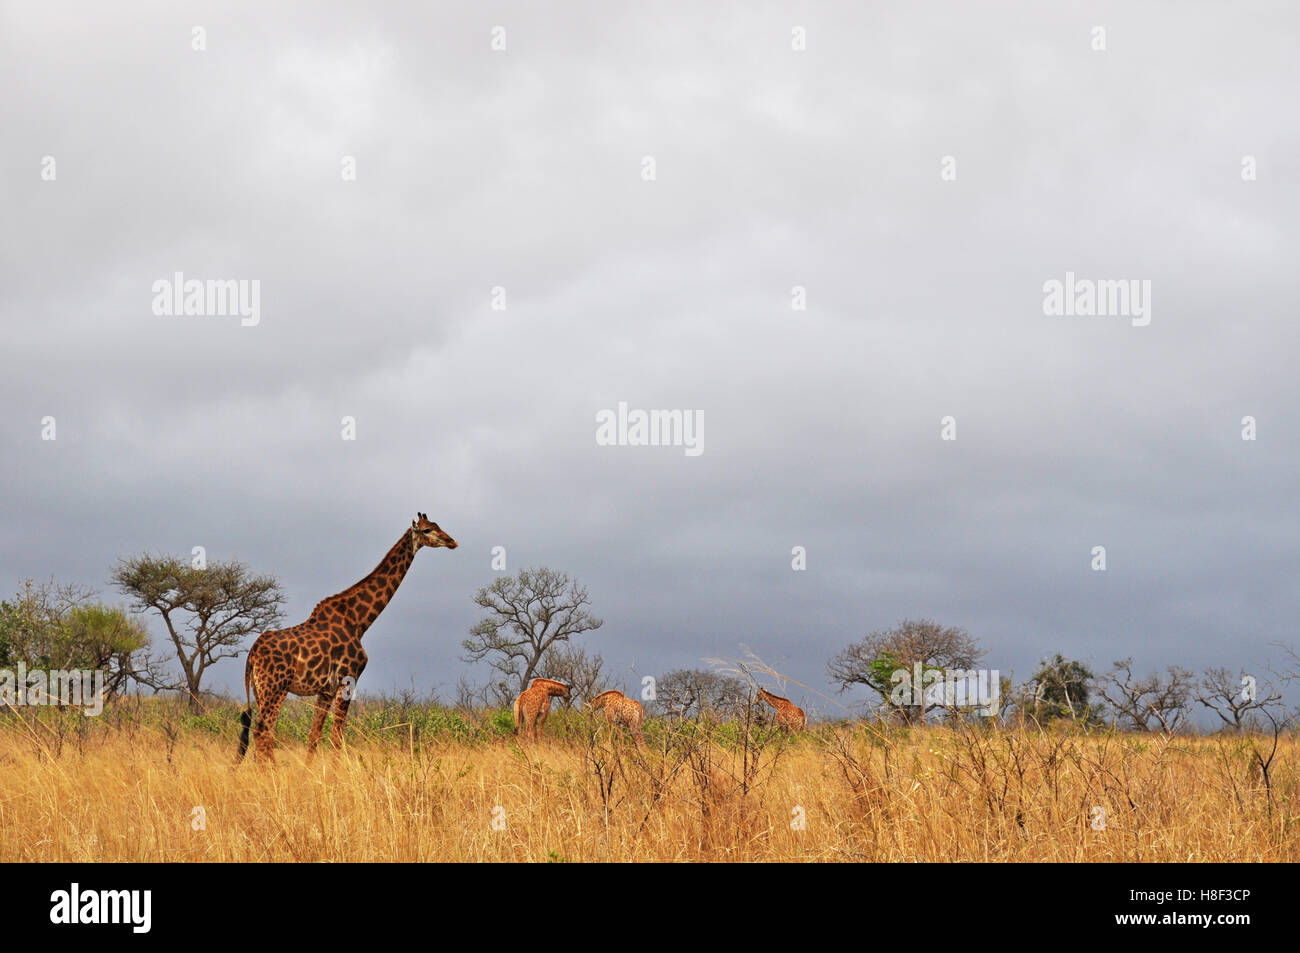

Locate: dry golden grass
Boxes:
[1,709,1296,861]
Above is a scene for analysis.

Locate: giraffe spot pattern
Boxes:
[238,517,457,764]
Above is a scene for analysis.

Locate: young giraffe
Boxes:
[236,513,457,763]
[757,688,807,731]
[512,677,570,742]
[586,689,644,739]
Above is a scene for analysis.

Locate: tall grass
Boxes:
[0,699,1294,861]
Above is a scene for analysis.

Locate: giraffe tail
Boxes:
[236,659,255,761]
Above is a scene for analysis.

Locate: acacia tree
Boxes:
[1025,654,1100,723]
[112,555,285,711]
[463,567,604,696]
[0,578,170,698]
[827,619,984,724]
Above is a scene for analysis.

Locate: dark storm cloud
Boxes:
[2,2,1296,718]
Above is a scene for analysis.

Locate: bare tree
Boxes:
[538,644,608,708]
[453,673,482,711]
[1269,641,1300,712]
[1098,658,1193,733]
[1195,666,1282,731]
[112,555,285,711]
[654,668,748,721]
[462,567,604,695]
[827,619,984,723]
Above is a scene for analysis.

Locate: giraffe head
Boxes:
[411,512,458,550]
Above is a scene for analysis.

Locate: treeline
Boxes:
[2,561,1295,736]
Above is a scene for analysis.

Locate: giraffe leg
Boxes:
[253,685,287,764]
[331,656,365,748]
[307,691,334,756]
[330,694,353,748]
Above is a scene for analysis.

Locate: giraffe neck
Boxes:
[337,529,419,633]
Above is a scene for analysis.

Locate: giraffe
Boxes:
[236,513,457,763]
[756,688,807,731]
[586,689,644,740]
[512,677,570,742]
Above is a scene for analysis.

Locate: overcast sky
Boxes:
[2,2,1296,718]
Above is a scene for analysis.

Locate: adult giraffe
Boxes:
[236,513,457,763]
[586,689,645,738]
[513,677,570,742]
[756,688,807,731]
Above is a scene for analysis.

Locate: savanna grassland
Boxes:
[1,698,1295,862]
